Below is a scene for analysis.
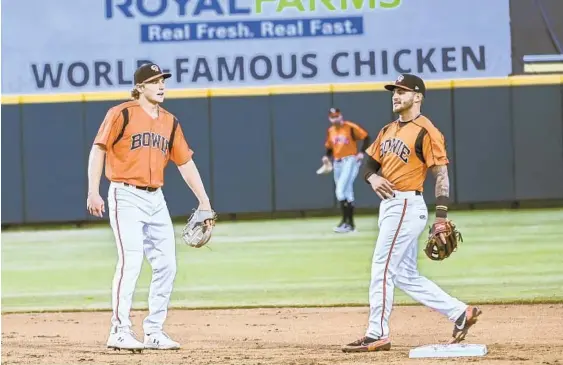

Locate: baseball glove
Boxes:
[316,159,333,175]
[424,220,463,261]
[181,209,217,248]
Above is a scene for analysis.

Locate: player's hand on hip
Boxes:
[368,174,395,200]
[355,152,364,161]
[87,193,105,217]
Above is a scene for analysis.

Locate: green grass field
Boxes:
[2,208,563,313]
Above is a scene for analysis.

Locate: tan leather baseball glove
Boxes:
[182,209,217,248]
[424,220,463,261]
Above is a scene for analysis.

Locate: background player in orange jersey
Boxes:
[322,107,371,233]
[342,74,481,353]
[86,63,214,352]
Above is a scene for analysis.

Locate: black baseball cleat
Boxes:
[450,306,482,344]
[341,336,391,352]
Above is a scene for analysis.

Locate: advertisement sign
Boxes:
[1,0,512,94]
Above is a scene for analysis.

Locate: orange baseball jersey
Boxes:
[365,115,448,192]
[325,121,369,159]
[94,100,194,188]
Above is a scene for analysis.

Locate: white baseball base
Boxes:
[409,344,488,359]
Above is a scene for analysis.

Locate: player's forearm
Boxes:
[87,145,106,195]
[177,160,211,207]
[431,165,450,218]
[363,155,382,183]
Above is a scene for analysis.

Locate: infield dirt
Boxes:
[2,304,562,365]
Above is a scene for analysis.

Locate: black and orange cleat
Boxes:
[450,306,483,344]
[341,336,391,353]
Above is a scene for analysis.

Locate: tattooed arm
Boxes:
[431,165,449,218]
[431,165,449,198]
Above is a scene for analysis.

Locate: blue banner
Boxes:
[140,17,364,42]
[1,0,512,94]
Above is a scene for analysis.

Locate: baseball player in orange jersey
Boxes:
[323,108,370,233]
[342,74,482,353]
[86,63,214,352]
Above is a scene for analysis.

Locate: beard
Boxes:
[393,98,414,113]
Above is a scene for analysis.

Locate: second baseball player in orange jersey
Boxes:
[322,107,370,233]
[342,73,481,353]
[367,114,448,193]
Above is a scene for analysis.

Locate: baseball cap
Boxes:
[328,107,341,117]
[384,74,426,96]
[134,63,172,85]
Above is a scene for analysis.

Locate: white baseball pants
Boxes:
[366,190,467,339]
[107,182,177,335]
[333,155,361,202]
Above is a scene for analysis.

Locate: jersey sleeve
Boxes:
[365,127,385,163]
[350,122,368,140]
[422,126,449,167]
[169,123,194,166]
[93,107,123,150]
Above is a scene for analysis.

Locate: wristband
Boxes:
[435,205,448,218]
[435,196,449,218]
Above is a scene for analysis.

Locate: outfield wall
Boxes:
[2,75,563,225]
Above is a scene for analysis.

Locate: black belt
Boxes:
[393,191,422,197]
[123,183,158,192]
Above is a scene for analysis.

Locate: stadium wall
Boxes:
[2,75,563,225]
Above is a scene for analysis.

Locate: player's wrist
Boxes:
[366,172,380,184]
[198,198,211,209]
[435,207,448,218]
[435,196,449,218]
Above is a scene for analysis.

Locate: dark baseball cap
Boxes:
[384,74,426,96]
[134,63,172,85]
[328,107,341,117]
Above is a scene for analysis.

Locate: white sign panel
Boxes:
[1,0,512,94]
